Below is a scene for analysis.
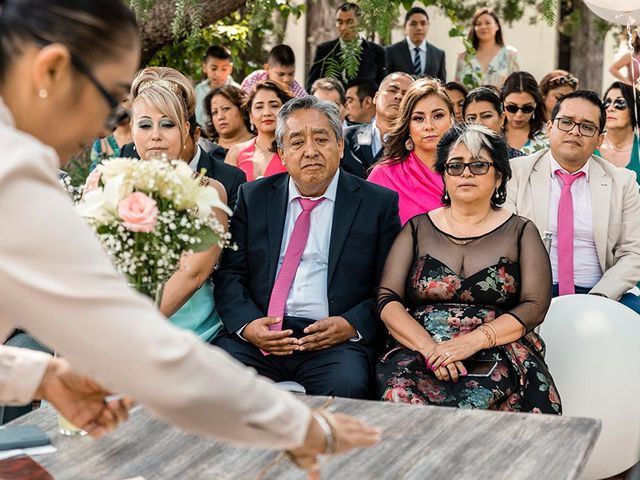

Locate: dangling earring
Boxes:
[405,137,414,151]
[492,188,504,204]
[38,88,48,99]
[443,190,449,202]
[532,112,536,120]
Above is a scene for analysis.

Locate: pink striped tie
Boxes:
[556,169,585,296]
[267,197,325,331]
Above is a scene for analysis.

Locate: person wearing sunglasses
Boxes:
[0,0,380,469]
[539,70,579,120]
[501,71,549,156]
[375,123,561,413]
[506,90,640,314]
[595,81,640,183]
[462,86,524,159]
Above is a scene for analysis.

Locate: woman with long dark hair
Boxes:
[501,71,548,155]
[368,78,454,224]
[596,81,640,182]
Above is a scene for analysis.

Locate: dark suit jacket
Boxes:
[214,170,401,348]
[119,143,246,210]
[341,123,383,179]
[385,39,446,83]
[307,38,386,91]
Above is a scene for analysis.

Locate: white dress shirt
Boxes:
[370,118,383,158]
[407,39,427,76]
[277,171,340,319]
[0,96,309,448]
[547,154,603,288]
[188,145,203,171]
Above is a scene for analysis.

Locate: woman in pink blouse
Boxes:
[225,81,291,181]
[368,78,455,224]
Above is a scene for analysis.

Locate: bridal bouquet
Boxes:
[76,157,231,298]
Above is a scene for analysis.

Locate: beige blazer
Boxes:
[505,149,640,300]
[0,98,309,448]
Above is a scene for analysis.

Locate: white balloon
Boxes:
[585,0,640,25]
[587,0,640,11]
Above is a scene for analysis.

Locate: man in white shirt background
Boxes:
[505,90,640,313]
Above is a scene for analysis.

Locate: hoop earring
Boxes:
[405,138,414,151]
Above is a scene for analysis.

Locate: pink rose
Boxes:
[118,192,158,233]
[83,169,101,193]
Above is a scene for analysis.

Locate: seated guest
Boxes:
[505,90,640,313]
[225,81,291,181]
[444,81,468,123]
[195,45,239,127]
[214,96,401,398]
[345,79,377,125]
[376,124,561,413]
[342,72,414,178]
[463,86,524,159]
[127,67,230,340]
[596,81,640,182]
[539,70,578,120]
[310,78,347,121]
[120,117,246,210]
[368,78,452,224]
[501,71,549,155]
[241,44,307,98]
[203,85,254,154]
[385,7,446,82]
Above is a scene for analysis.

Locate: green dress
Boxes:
[594,134,640,185]
[169,282,223,343]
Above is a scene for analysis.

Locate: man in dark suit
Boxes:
[385,7,446,83]
[120,118,246,210]
[341,72,414,178]
[213,96,401,398]
[306,3,386,92]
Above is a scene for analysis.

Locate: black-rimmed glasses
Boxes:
[603,98,628,111]
[554,117,600,137]
[444,161,494,176]
[69,53,127,130]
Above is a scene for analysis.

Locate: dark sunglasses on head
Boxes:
[603,98,628,111]
[504,104,535,114]
[445,161,494,176]
[548,75,578,89]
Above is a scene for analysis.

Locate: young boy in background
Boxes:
[240,44,307,98]
[195,45,240,127]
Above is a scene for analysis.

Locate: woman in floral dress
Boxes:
[376,124,561,414]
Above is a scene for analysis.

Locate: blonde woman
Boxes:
[129,67,228,341]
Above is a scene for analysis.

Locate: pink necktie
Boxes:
[556,169,585,296]
[267,197,325,331]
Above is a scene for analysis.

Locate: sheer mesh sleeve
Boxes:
[377,220,417,318]
[507,219,552,331]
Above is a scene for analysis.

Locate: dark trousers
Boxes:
[213,316,372,399]
[552,284,640,315]
[1,331,53,424]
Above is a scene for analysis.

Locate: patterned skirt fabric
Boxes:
[376,304,561,414]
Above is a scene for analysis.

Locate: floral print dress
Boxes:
[376,213,561,414]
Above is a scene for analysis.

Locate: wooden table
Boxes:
[11,397,600,479]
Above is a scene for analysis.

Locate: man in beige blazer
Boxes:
[505,90,640,312]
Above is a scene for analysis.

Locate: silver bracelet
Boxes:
[311,410,336,454]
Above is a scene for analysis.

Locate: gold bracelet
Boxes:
[484,322,498,345]
[477,325,496,348]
